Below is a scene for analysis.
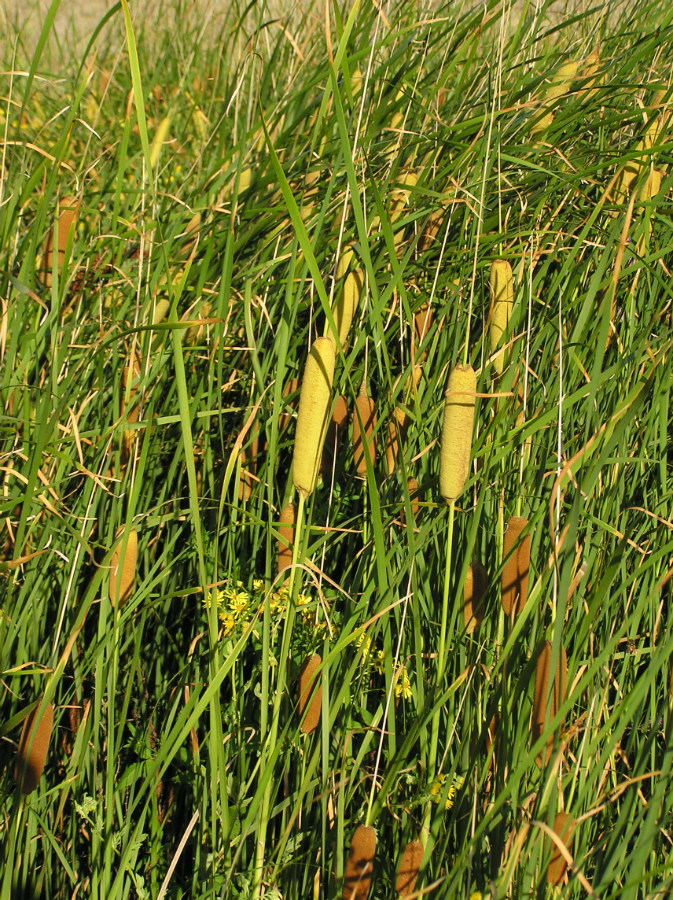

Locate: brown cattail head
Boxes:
[298,653,322,734]
[396,839,423,897]
[439,364,476,503]
[336,244,355,280]
[385,407,407,476]
[14,699,54,794]
[343,825,376,900]
[292,337,336,497]
[533,640,568,762]
[489,260,513,375]
[278,502,296,576]
[501,516,530,616]
[414,301,433,360]
[121,347,141,460]
[464,560,488,633]
[322,394,349,478]
[40,195,80,287]
[547,812,575,885]
[353,384,377,476]
[109,525,138,607]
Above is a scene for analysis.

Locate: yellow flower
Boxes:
[228,588,250,619]
[297,593,311,607]
[394,665,412,701]
[469,893,483,900]
[430,773,462,810]
[373,649,386,676]
[219,612,235,636]
[253,579,265,595]
[357,633,372,659]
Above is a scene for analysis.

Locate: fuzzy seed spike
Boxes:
[298,653,322,734]
[534,640,568,763]
[292,337,336,497]
[353,384,377,476]
[501,516,530,616]
[396,839,423,897]
[489,260,513,374]
[14,699,54,794]
[334,269,363,349]
[109,525,138,607]
[40,196,79,287]
[464,560,488,633]
[278,502,296,576]
[547,812,575,885]
[439,364,476,503]
[343,825,376,900]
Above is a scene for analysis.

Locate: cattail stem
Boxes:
[423,501,455,847]
[254,491,306,899]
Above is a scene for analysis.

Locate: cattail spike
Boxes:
[353,384,377,476]
[464,560,488,633]
[278,502,296,576]
[439,364,476,503]
[396,839,423,897]
[501,516,530,616]
[343,825,376,900]
[489,260,513,375]
[109,525,138,607]
[292,337,336,497]
[14,699,54,794]
[298,653,322,734]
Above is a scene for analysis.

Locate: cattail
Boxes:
[334,268,363,349]
[547,812,574,885]
[396,839,423,897]
[533,640,568,762]
[353,383,377,476]
[14,699,54,793]
[109,525,138,607]
[278,502,296,576]
[489,260,513,375]
[390,170,417,223]
[531,60,579,135]
[40,196,79,287]
[385,407,407,476]
[292,337,336,497]
[298,653,322,734]
[336,244,355,280]
[464,560,488,633]
[153,297,171,325]
[121,348,141,460]
[343,825,376,900]
[149,115,171,170]
[439,364,476,503]
[414,301,432,360]
[322,394,349,477]
[501,516,530,616]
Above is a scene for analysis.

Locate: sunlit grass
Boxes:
[1,0,673,898]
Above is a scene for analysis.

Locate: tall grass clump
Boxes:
[2,1,673,898]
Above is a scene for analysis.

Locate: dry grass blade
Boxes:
[343,825,376,900]
[396,838,423,897]
[501,516,530,616]
[109,525,138,607]
[298,652,322,734]
[14,699,54,794]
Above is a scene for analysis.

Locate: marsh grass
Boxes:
[1,0,673,898]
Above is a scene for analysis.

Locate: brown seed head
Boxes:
[353,385,377,476]
[464,560,488,633]
[298,653,322,734]
[343,825,376,900]
[396,839,423,897]
[547,812,575,885]
[501,516,530,616]
[14,700,54,794]
[109,525,138,607]
[278,502,296,575]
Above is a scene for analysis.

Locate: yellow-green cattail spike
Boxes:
[489,260,513,375]
[334,268,363,349]
[292,337,336,497]
[439,364,476,503]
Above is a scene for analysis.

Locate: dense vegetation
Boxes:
[1,0,672,897]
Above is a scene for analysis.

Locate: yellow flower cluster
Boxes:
[430,773,464,810]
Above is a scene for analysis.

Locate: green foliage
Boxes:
[1,0,673,897]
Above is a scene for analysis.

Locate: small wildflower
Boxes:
[394,665,412,701]
[430,773,463,810]
[219,612,235,636]
[253,579,265,595]
[357,633,372,658]
[228,587,250,620]
[372,649,386,676]
[297,593,311,607]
